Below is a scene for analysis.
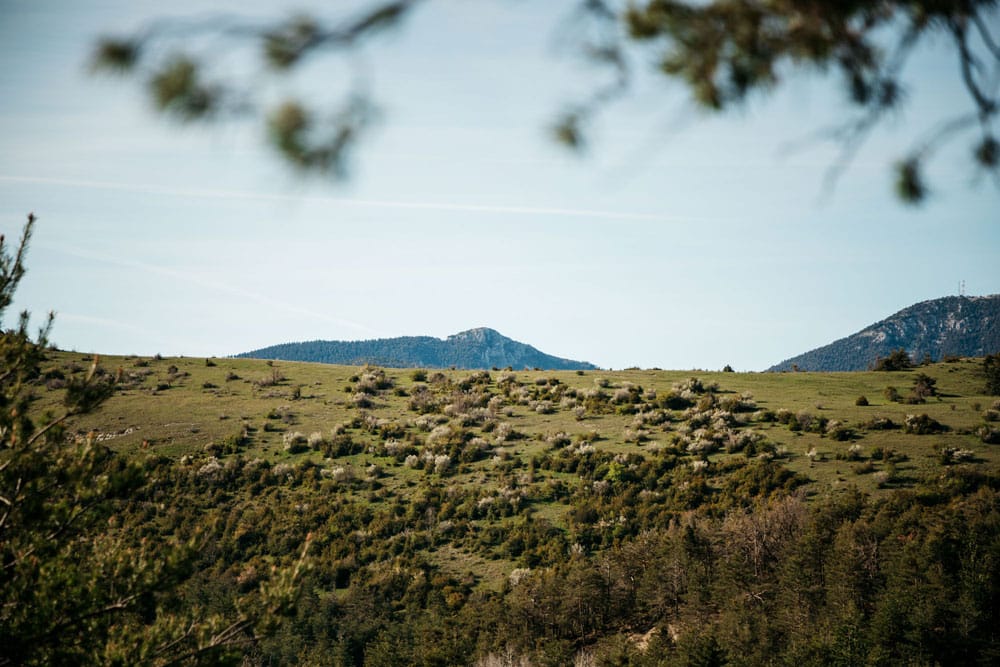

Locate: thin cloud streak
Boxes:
[0,173,713,223]
[57,312,163,338]
[38,243,384,338]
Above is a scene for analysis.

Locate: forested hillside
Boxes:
[237,327,599,371]
[769,295,1000,371]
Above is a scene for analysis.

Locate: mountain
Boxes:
[236,327,600,370]
[768,295,1000,372]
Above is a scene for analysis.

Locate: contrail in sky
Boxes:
[0,173,696,223]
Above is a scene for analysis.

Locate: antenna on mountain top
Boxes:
[959,280,966,296]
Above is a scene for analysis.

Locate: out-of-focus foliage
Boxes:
[0,215,306,666]
[91,1,998,202]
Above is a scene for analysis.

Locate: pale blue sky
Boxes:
[1,1,998,370]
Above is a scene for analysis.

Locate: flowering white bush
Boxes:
[197,457,223,478]
[426,424,453,447]
[534,400,554,414]
[495,422,514,443]
[330,466,353,483]
[433,454,452,474]
[508,568,532,587]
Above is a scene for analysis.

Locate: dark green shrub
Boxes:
[904,413,946,435]
[853,461,875,474]
[911,372,937,399]
[873,348,913,371]
[984,354,1000,395]
[977,426,1000,444]
[863,416,897,430]
[754,409,777,422]
[855,395,869,406]
[827,424,855,441]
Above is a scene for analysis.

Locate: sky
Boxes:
[1,0,998,371]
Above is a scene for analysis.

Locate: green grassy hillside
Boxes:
[21,351,1000,664]
[39,352,1000,539]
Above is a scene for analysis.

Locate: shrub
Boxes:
[853,461,876,475]
[659,391,693,410]
[883,386,901,402]
[875,464,898,487]
[985,354,1000,395]
[855,395,869,406]
[407,385,438,414]
[795,410,814,432]
[863,416,897,430]
[873,348,913,371]
[253,368,286,388]
[719,392,755,413]
[977,426,1000,444]
[826,421,855,441]
[433,454,452,474]
[904,413,946,435]
[410,369,428,382]
[939,447,976,464]
[913,372,937,396]
[836,443,863,461]
[753,409,777,423]
[282,431,308,453]
[356,367,393,394]
[353,392,374,409]
[534,401,554,414]
[327,465,354,483]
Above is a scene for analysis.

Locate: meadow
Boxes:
[16,351,1000,665]
[45,351,998,503]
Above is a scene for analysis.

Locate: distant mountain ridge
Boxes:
[768,295,1000,372]
[236,327,599,370]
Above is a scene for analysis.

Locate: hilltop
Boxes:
[769,294,1000,371]
[236,327,600,370]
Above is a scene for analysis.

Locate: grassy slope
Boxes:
[34,352,1000,586]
